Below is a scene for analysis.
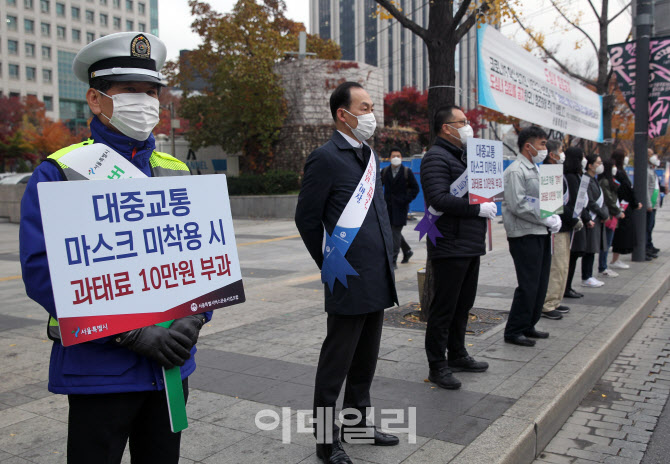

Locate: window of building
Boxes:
[125,19,133,30]
[8,39,18,55]
[318,0,330,40]
[25,42,35,57]
[138,22,145,32]
[41,22,50,37]
[138,1,145,14]
[113,0,120,8]
[86,32,94,43]
[9,65,19,79]
[40,0,49,13]
[24,19,35,34]
[43,68,52,83]
[86,10,94,24]
[42,45,51,59]
[9,92,21,98]
[24,0,33,9]
[113,16,121,29]
[7,15,18,30]
[72,28,81,42]
[100,0,107,5]
[71,6,80,20]
[7,0,17,7]
[56,2,64,16]
[57,25,66,39]
[100,13,107,26]
[125,0,132,11]
[26,66,36,81]
[44,96,53,111]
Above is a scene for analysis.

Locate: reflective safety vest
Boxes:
[44,139,190,341]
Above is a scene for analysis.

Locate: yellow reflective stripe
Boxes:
[150,151,189,171]
[48,315,59,327]
[47,139,94,169]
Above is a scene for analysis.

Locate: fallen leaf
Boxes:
[9,344,16,347]
[408,339,413,341]
[467,344,473,347]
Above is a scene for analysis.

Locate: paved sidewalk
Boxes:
[534,286,670,464]
[0,209,669,463]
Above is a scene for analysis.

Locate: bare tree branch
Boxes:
[455,0,491,43]
[373,0,428,40]
[586,0,600,19]
[510,7,597,87]
[549,0,599,56]
[453,0,472,27]
[608,1,631,24]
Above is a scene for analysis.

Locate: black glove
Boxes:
[115,325,192,369]
[170,315,206,347]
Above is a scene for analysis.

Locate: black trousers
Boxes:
[391,225,411,263]
[313,310,384,442]
[425,256,479,370]
[505,235,552,338]
[647,209,656,250]
[67,379,188,464]
[581,252,595,280]
[566,252,580,292]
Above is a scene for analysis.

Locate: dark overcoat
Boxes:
[295,131,398,315]
[381,164,420,226]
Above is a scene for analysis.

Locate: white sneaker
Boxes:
[600,269,619,277]
[610,261,630,270]
[582,277,605,288]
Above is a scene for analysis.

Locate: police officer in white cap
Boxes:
[19,32,211,464]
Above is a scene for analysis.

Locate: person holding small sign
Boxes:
[420,106,495,389]
[19,33,210,464]
[502,127,561,347]
[580,154,610,288]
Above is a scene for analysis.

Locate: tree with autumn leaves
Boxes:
[170,0,340,174]
[0,95,80,172]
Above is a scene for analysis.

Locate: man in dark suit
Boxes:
[381,147,420,268]
[295,81,399,464]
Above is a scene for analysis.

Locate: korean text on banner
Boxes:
[477,23,603,143]
[37,175,245,346]
[466,138,504,204]
[539,164,564,218]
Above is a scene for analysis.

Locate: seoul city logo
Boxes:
[88,168,95,175]
[190,303,198,312]
[340,231,346,238]
[325,246,331,253]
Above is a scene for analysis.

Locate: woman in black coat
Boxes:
[611,149,642,266]
[565,147,591,298]
[580,154,610,287]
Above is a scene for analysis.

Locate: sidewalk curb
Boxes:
[451,256,670,464]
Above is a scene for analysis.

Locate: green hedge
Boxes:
[227,170,300,195]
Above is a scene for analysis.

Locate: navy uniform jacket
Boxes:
[295,131,398,315]
[381,164,420,226]
[20,117,212,395]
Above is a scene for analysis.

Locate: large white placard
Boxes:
[38,175,245,346]
[477,23,603,142]
[539,164,564,218]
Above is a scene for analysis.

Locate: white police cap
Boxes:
[73,31,167,85]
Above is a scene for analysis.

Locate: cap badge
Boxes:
[130,34,151,59]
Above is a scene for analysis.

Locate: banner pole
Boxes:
[488,218,493,251]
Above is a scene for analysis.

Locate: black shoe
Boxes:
[524,328,550,339]
[401,250,414,263]
[647,249,658,258]
[341,425,399,446]
[652,246,660,253]
[563,289,584,298]
[428,367,462,389]
[645,254,653,261]
[448,355,489,373]
[504,335,536,346]
[555,305,570,313]
[316,439,353,464]
[541,310,563,320]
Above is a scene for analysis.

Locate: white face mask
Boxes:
[650,154,660,167]
[344,109,376,142]
[595,164,604,175]
[528,144,547,164]
[556,152,565,164]
[448,123,474,145]
[624,156,630,166]
[390,157,402,166]
[99,91,160,141]
[581,158,587,170]
[612,167,618,176]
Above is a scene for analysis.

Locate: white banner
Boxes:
[38,175,245,346]
[477,24,603,142]
[539,164,564,218]
[466,138,504,204]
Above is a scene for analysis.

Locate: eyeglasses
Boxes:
[445,120,469,127]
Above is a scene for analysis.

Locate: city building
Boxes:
[0,0,159,129]
[309,0,479,111]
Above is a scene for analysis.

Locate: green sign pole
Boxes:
[156,320,188,433]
